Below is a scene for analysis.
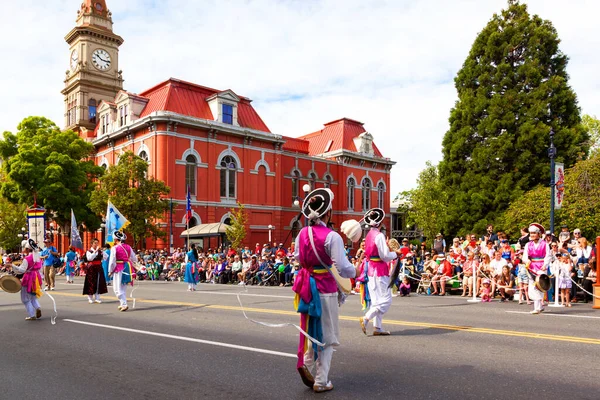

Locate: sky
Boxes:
[1,0,598,199]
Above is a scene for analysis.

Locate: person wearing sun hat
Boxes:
[292,188,356,393]
[108,230,137,312]
[521,223,551,314]
[359,208,403,337]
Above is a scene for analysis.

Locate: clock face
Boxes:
[92,49,111,70]
[70,50,79,70]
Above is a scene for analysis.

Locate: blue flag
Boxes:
[71,209,83,250]
[106,200,130,245]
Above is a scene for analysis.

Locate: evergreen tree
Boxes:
[438,0,588,237]
[226,203,248,250]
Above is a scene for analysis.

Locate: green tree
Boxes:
[0,117,104,229]
[582,114,600,157]
[89,151,170,247]
[438,0,588,237]
[0,195,27,252]
[501,154,600,239]
[404,161,448,241]
[226,203,248,250]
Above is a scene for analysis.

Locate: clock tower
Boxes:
[62,0,124,135]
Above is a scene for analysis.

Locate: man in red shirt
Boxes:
[399,238,411,258]
[431,254,453,295]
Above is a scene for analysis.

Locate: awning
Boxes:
[180,223,230,238]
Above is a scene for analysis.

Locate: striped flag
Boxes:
[186,186,192,223]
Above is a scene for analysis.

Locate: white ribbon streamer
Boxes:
[44,290,58,325]
[235,288,325,347]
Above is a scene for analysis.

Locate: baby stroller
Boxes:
[416,270,432,295]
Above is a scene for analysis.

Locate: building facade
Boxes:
[62,1,396,250]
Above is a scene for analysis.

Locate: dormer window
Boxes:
[206,90,240,126]
[119,104,128,127]
[222,104,233,125]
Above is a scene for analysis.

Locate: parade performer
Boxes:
[108,231,137,312]
[292,188,356,393]
[15,239,44,320]
[359,208,402,336]
[83,238,108,304]
[64,246,77,284]
[521,223,551,314]
[102,244,112,285]
[184,244,199,291]
[355,252,370,311]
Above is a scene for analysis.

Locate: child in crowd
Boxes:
[398,276,411,297]
[481,279,492,302]
[516,258,531,305]
[556,253,573,307]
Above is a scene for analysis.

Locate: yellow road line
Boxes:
[38,291,600,345]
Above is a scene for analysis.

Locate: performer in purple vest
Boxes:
[292,188,356,393]
[521,223,551,314]
[108,231,137,312]
[359,208,402,336]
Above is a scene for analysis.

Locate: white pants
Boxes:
[21,287,41,318]
[528,283,544,311]
[304,293,340,386]
[112,271,128,307]
[365,275,392,330]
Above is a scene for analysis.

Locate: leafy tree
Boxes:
[0,117,104,230]
[89,151,170,247]
[501,154,600,239]
[0,194,27,252]
[582,114,600,157]
[403,161,448,241]
[226,203,248,250]
[438,0,588,237]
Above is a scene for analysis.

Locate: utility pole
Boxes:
[169,197,174,252]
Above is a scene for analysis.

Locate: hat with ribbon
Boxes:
[24,238,40,252]
[302,188,334,221]
[364,208,385,227]
[113,230,127,242]
[528,223,545,234]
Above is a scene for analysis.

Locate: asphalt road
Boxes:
[1,279,599,400]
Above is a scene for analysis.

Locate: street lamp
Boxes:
[293,184,312,226]
[548,128,563,309]
[267,224,275,243]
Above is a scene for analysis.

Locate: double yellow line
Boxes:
[39,291,600,345]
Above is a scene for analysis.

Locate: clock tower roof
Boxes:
[74,1,115,32]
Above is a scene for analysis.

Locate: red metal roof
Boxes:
[138,78,271,133]
[298,118,384,157]
[281,136,310,154]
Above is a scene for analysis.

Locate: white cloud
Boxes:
[0,0,598,198]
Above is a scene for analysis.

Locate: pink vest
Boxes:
[527,240,547,273]
[114,244,133,273]
[365,228,390,277]
[297,225,337,294]
[21,253,42,293]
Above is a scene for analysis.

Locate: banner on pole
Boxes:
[555,162,565,209]
[70,209,83,251]
[27,207,46,246]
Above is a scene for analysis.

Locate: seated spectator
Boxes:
[137,264,148,280]
[461,252,477,297]
[497,264,515,302]
[278,257,290,286]
[231,255,243,283]
[238,255,259,285]
[431,254,452,296]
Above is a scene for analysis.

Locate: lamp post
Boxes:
[268,224,275,243]
[549,129,556,235]
[293,184,312,226]
[548,129,564,308]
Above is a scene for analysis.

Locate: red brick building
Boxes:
[62,1,395,250]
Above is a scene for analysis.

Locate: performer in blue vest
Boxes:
[184,244,199,291]
[64,246,77,284]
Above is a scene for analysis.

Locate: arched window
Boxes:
[223,217,232,226]
[324,174,332,189]
[377,182,385,209]
[189,217,199,228]
[88,99,97,123]
[362,177,371,211]
[292,219,302,239]
[291,170,300,202]
[185,155,197,195]
[347,177,356,210]
[220,155,237,199]
[308,172,317,190]
[139,151,149,163]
